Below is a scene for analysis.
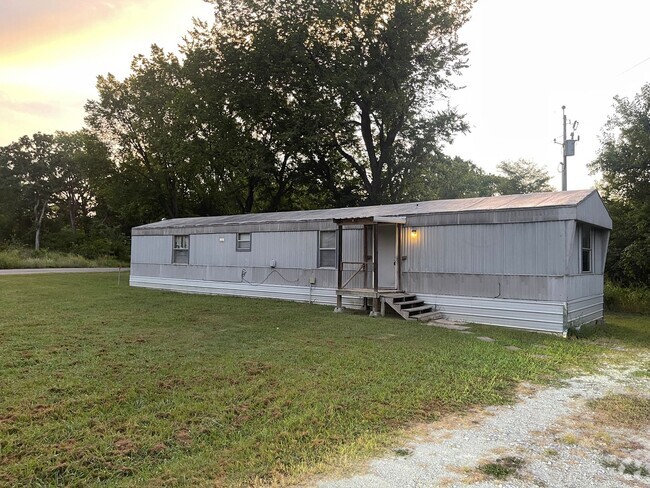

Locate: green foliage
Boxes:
[591,83,650,285]
[427,156,500,199]
[604,282,650,314]
[0,247,125,269]
[2,274,642,485]
[0,131,125,259]
[496,159,554,195]
[478,456,524,480]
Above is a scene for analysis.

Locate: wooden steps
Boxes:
[382,293,443,322]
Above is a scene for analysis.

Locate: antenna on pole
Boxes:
[554,105,580,191]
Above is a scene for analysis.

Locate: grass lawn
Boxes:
[0,274,647,486]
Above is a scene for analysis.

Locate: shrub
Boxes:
[604,282,650,314]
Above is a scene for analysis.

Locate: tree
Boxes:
[496,159,554,195]
[0,131,117,254]
[200,0,473,205]
[427,156,499,199]
[0,134,63,250]
[52,131,112,234]
[86,47,203,220]
[0,152,26,242]
[590,83,650,285]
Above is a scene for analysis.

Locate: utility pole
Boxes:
[554,106,580,191]
[562,106,567,191]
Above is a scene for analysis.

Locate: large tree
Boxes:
[0,131,115,252]
[590,83,650,285]
[495,159,554,195]
[0,134,62,250]
[199,0,473,205]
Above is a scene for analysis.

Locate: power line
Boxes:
[618,55,650,76]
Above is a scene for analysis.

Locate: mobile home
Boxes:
[130,189,611,334]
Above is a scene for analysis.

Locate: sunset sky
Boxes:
[2,0,649,191]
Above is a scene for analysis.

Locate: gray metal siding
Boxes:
[131,236,172,265]
[130,275,364,309]
[251,231,317,269]
[402,272,567,301]
[415,293,566,333]
[403,221,565,276]
[566,275,605,301]
[567,295,604,327]
[576,191,613,229]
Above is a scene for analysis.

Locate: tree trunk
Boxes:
[68,195,76,233]
[34,200,47,251]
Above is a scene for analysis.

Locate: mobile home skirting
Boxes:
[129,275,580,334]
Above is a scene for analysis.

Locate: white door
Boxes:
[377,224,396,289]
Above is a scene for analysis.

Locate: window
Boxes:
[236,232,251,251]
[173,235,189,264]
[318,230,336,268]
[580,225,592,273]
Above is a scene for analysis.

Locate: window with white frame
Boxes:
[318,230,336,268]
[580,224,592,273]
[236,232,251,252]
[173,235,189,264]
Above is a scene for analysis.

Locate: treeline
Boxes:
[0,0,548,260]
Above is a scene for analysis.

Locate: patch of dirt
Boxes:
[158,377,186,390]
[175,429,193,447]
[114,438,136,455]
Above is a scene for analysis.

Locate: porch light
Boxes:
[410,228,417,237]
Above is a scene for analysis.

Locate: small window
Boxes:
[580,225,592,273]
[318,230,336,268]
[173,235,189,264]
[236,233,251,252]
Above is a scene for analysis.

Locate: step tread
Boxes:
[398,299,424,307]
[406,305,434,314]
[387,295,417,302]
[415,311,444,321]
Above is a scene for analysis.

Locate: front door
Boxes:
[377,224,397,289]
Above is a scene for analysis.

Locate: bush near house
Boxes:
[604,282,650,314]
[0,273,647,486]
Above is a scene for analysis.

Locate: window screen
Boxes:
[173,235,189,264]
[236,233,251,251]
[319,230,336,268]
[581,225,592,273]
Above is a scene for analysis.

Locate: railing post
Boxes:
[373,223,379,292]
[335,223,344,312]
[363,224,369,289]
[397,223,402,291]
[337,224,343,290]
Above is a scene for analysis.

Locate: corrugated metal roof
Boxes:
[135,189,596,230]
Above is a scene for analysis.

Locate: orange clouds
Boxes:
[0,1,124,62]
[0,0,214,145]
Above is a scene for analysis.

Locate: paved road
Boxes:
[0,268,128,275]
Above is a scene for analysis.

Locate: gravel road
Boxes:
[318,361,650,488]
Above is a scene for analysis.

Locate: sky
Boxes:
[1,0,649,192]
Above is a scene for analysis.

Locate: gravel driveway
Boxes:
[317,360,650,488]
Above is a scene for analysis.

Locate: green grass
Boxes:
[604,282,650,314]
[0,247,126,269]
[0,274,648,486]
[478,456,525,480]
[589,394,650,430]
